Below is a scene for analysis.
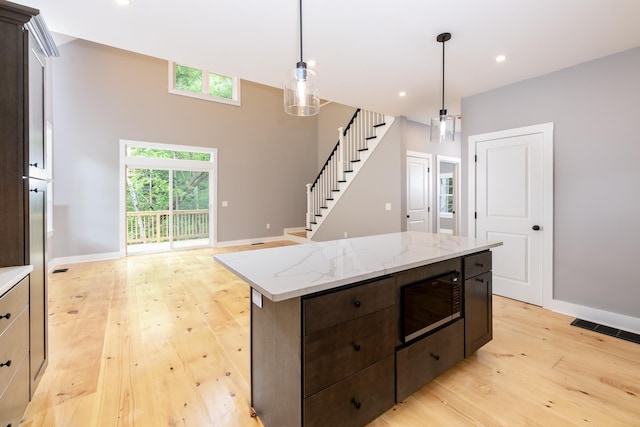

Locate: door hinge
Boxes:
[428,167,430,173]
[428,207,430,212]
[474,155,477,162]
[474,212,477,219]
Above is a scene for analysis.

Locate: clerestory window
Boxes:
[168,62,241,106]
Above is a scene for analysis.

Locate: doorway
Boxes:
[436,156,460,235]
[467,123,553,306]
[406,152,432,232]
[120,140,217,255]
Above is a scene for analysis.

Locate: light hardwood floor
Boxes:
[21,243,640,426]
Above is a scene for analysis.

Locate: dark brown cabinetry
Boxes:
[0,0,57,414]
[463,251,493,356]
[0,276,30,427]
[303,278,395,426]
[396,319,464,401]
[251,252,493,427]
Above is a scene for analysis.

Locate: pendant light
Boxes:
[430,32,456,143]
[284,0,319,116]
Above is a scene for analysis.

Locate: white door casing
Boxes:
[406,152,432,232]
[468,123,553,307]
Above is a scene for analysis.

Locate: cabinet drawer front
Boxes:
[0,306,29,396]
[0,276,29,337]
[304,277,394,335]
[396,319,464,401]
[304,356,394,427]
[0,356,29,427]
[464,251,492,278]
[304,307,395,397]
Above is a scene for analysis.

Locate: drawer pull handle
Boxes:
[353,300,361,308]
[430,352,440,361]
[0,313,10,320]
[476,262,484,267]
[476,278,485,283]
[352,343,361,352]
[0,360,11,368]
[350,398,362,410]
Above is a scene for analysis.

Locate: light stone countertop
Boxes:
[214,231,502,302]
[0,265,33,297]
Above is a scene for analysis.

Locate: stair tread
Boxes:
[373,122,386,128]
[365,136,377,140]
[358,148,369,152]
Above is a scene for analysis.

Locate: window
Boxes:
[168,62,241,106]
[439,173,454,217]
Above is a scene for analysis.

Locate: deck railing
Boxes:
[127,209,209,244]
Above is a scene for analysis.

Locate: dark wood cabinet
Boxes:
[396,319,464,401]
[0,4,30,268]
[28,177,47,392]
[0,0,57,413]
[464,251,493,356]
[0,276,30,427]
[303,356,395,427]
[250,252,493,427]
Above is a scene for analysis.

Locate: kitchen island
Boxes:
[215,231,501,427]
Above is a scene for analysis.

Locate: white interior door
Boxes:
[406,154,431,232]
[470,124,553,306]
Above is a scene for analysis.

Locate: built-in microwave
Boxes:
[401,271,461,343]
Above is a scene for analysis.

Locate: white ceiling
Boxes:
[16,0,640,124]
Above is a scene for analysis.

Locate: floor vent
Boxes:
[52,268,69,274]
[571,318,640,345]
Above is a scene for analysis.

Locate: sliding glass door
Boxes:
[122,141,216,255]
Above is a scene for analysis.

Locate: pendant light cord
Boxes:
[299,0,303,63]
[441,38,445,111]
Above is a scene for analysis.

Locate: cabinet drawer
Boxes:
[304,307,395,397]
[0,276,29,337]
[464,251,491,279]
[396,319,464,401]
[0,356,29,427]
[0,306,29,396]
[304,356,394,427]
[304,277,394,335]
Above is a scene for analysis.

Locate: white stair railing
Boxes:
[306,109,387,232]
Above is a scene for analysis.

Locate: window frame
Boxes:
[439,172,454,218]
[168,61,241,107]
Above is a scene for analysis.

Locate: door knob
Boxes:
[532,225,541,231]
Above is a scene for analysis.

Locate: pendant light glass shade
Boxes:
[284,61,319,116]
[430,109,456,143]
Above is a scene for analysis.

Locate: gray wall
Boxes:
[462,46,640,318]
[311,120,403,241]
[399,118,461,232]
[51,39,317,258]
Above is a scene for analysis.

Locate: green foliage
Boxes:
[126,149,210,213]
[175,64,202,93]
[174,63,233,100]
[209,73,233,99]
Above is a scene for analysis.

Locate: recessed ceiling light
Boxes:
[115,0,131,6]
[495,54,507,63]
[307,59,316,67]
[399,91,406,97]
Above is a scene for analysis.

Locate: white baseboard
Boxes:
[48,251,124,272]
[215,234,294,248]
[547,298,640,334]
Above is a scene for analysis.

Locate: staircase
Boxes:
[306,108,395,239]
